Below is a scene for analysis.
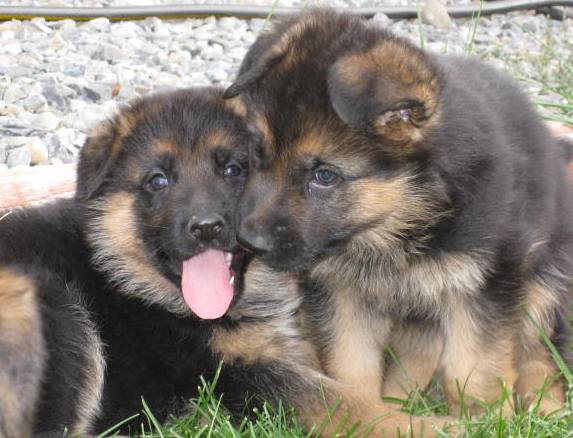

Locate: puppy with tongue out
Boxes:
[182,250,235,319]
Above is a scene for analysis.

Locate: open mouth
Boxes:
[180,249,246,320]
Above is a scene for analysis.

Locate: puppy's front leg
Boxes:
[322,290,389,402]
[383,323,444,400]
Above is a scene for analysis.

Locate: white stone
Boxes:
[2,84,27,103]
[422,0,452,29]
[36,112,60,130]
[6,145,31,168]
[50,32,67,50]
[27,137,49,165]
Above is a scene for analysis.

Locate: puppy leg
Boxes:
[323,293,389,402]
[439,302,518,415]
[514,280,566,413]
[0,268,45,438]
[383,323,444,400]
[515,349,564,414]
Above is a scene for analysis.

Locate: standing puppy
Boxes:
[225,9,573,415]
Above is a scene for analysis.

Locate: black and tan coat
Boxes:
[225,7,573,426]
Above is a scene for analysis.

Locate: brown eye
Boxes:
[147,172,169,191]
[223,164,242,178]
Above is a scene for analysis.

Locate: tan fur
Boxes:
[224,96,248,119]
[324,290,389,402]
[439,302,518,413]
[333,42,441,146]
[0,268,45,438]
[383,323,444,399]
[0,270,38,337]
[266,13,320,69]
[87,192,187,315]
[514,351,564,414]
[212,259,319,366]
[203,129,232,150]
[346,175,419,225]
[291,127,376,175]
[514,281,565,413]
[314,243,489,321]
[152,139,177,155]
[211,260,457,437]
[254,113,275,146]
[521,281,560,346]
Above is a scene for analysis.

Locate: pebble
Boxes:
[36,112,60,131]
[27,137,49,165]
[422,0,452,29]
[0,1,571,167]
[6,145,32,168]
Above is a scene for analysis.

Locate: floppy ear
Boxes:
[327,40,440,146]
[75,112,133,201]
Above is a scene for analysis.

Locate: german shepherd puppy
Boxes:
[0,87,450,438]
[225,8,573,417]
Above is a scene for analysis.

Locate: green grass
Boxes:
[104,351,573,438]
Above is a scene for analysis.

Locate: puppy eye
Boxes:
[146,172,170,191]
[223,164,242,178]
[312,168,340,187]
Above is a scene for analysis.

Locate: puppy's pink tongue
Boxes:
[181,249,233,320]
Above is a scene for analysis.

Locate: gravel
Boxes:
[0,1,571,167]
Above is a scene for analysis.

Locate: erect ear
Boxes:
[327,39,441,146]
[75,109,135,201]
[224,12,320,99]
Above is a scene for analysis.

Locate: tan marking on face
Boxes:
[253,112,274,146]
[87,192,186,315]
[203,129,232,150]
[292,128,328,156]
[151,139,177,155]
[346,176,412,225]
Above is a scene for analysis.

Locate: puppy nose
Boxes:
[237,218,273,255]
[187,215,224,242]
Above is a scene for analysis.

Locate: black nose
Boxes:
[187,215,224,242]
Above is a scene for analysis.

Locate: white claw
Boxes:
[229,275,235,286]
[225,252,233,267]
